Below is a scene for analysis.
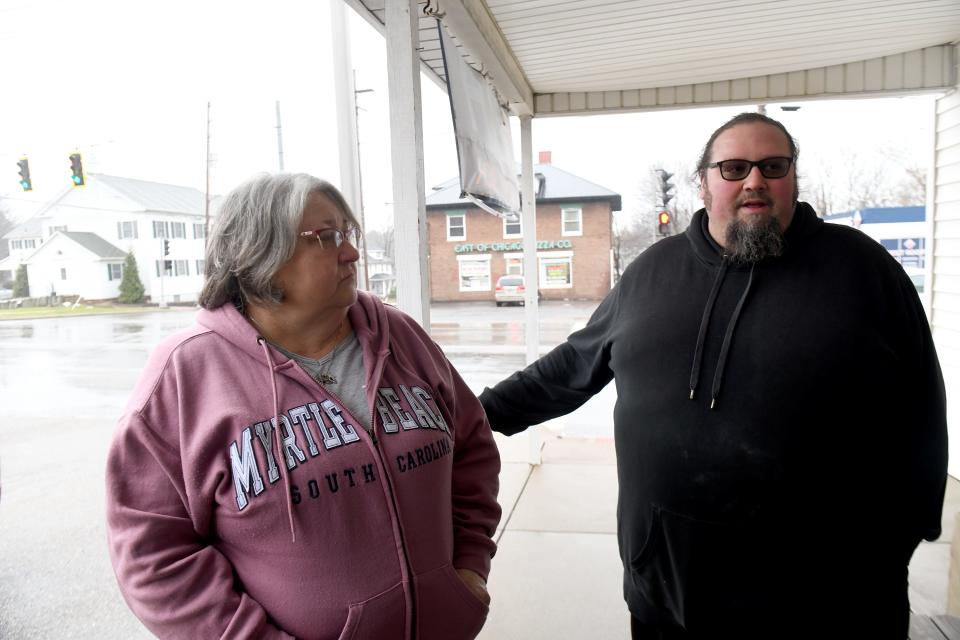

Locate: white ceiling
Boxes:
[348,0,960,115]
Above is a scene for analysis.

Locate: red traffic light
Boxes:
[658,211,671,225]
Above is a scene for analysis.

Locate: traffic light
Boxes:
[69,152,85,187]
[163,239,170,256]
[17,158,32,191]
[657,169,675,208]
[658,211,671,235]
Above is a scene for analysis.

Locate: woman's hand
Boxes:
[455,568,491,606]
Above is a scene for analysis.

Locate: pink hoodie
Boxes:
[106,292,501,639]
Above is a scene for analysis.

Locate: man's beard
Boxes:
[725,215,784,263]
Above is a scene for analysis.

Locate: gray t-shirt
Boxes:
[271,331,371,432]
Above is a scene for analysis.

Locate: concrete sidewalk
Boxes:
[480,429,960,640]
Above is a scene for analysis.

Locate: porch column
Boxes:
[385,0,430,327]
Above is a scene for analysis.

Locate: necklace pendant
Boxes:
[317,373,338,385]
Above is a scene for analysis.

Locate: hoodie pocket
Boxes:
[628,505,777,631]
[336,582,406,640]
[414,564,489,640]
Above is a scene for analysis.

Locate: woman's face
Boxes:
[272,192,359,317]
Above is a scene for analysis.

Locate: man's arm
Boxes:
[896,271,948,542]
[480,285,621,435]
[106,412,293,639]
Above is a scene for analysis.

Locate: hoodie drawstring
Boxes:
[257,336,297,543]
[689,258,728,401]
[708,262,755,409]
[688,259,756,410]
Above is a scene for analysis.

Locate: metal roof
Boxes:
[5,216,43,239]
[346,0,960,116]
[58,231,127,259]
[824,205,926,223]
[425,162,621,210]
[92,174,209,215]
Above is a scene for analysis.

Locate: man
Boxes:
[480,113,947,638]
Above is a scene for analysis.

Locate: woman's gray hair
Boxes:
[199,173,358,309]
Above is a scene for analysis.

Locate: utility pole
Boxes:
[354,71,373,292]
[275,101,285,172]
[204,101,212,249]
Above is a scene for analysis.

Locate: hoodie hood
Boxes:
[686,201,824,266]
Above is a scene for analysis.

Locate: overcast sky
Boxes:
[0,0,936,229]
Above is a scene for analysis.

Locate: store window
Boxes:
[504,256,523,275]
[561,207,582,236]
[447,213,466,241]
[457,255,491,292]
[539,252,573,289]
[503,215,522,238]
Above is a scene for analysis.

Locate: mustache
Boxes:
[736,192,773,207]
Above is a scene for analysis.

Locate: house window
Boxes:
[193,223,206,239]
[107,263,123,281]
[503,214,522,238]
[152,221,168,238]
[457,255,491,292]
[195,259,205,276]
[539,252,574,289]
[170,222,186,239]
[447,213,466,241]
[156,260,172,277]
[60,268,67,280]
[23,239,37,249]
[173,260,189,276]
[118,221,138,239]
[10,240,22,250]
[561,207,582,236]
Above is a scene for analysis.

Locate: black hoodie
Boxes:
[480,203,947,636]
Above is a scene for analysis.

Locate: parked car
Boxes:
[495,275,539,306]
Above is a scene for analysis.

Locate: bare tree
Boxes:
[801,146,927,215]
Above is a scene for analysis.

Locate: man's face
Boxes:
[699,122,798,255]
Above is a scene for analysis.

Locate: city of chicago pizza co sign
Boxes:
[454,239,573,254]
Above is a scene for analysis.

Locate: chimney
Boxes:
[538,150,552,165]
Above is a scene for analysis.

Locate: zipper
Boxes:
[363,350,419,639]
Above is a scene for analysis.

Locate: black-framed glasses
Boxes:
[707,157,793,181]
[299,226,361,250]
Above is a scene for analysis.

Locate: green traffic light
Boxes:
[72,175,82,185]
[20,180,29,189]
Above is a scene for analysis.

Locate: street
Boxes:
[0,300,611,638]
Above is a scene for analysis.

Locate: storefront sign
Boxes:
[454,239,573,254]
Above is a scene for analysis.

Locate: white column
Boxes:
[330,0,368,290]
[385,0,429,328]
[520,115,541,464]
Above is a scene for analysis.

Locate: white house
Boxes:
[1,174,216,303]
[364,239,395,300]
[25,231,127,299]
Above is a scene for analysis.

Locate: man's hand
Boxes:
[455,568,491,607]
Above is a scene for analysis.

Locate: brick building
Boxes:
[425,152,621,303]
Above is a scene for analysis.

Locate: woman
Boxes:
[106,173,501,639]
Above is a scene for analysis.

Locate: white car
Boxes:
[494,275,539,306]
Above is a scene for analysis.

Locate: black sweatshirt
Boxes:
[480,203,947,636]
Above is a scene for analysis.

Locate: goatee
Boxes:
[725,216,784,263]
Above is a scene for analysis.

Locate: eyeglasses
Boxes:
[707,157,793,181]
[299,226,361,250]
